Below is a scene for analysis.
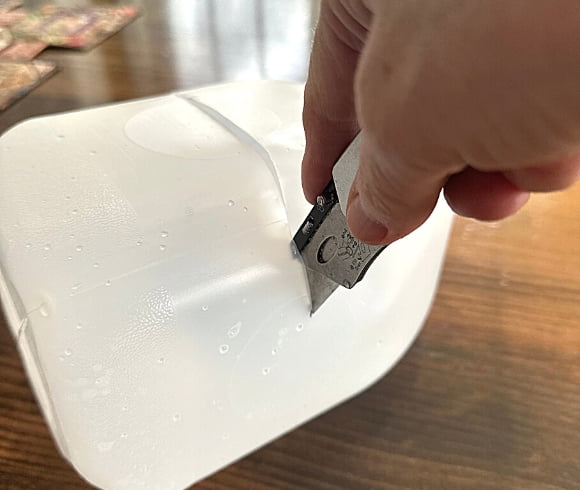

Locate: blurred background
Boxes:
[1,0,320,133]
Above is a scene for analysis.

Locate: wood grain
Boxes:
[1,1,579,489]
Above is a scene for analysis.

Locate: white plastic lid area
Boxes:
[0,81,453,490]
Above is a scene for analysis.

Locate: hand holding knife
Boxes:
[293,134,386,314]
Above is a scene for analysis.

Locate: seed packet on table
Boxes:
[0,59,56,111]
[11,5,139,50]
[0,0,22,12]
[0,39,46,60]
[0,8,26,27]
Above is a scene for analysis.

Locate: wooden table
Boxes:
[1,1,579,489]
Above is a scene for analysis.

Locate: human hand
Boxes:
[302,0,580,245]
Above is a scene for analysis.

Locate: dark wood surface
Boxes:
[1,1,579,489]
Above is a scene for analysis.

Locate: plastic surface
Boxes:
[0,81,453,490]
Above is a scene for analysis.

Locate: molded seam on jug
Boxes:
[176,94,288,208]
[17,318,71,461]
[0,255,70,459]
[0,262,28,339]
[0,264,71,460]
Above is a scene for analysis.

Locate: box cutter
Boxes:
[293,133,387,314]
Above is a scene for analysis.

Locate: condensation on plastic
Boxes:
[0,81,453,490]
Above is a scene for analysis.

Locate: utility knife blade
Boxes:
[293,133,387,314]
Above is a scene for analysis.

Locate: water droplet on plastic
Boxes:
[64,348,72,356]
[58,355,65,362]
[76,323,83,330]
[69,233,75,239]
[201,305,209,312]
[67,256,73,261]
[95,377,104,385]
[43,244,51,251]
[90,150,97,156]
[93,262,99,268]
[172,413,181,422]
[25,243,32,249]
[219,344,229,355]
[71,209,78,216]
[159,244,166,251]
[39,304,49,317]
[71,283,80,292]
[75,245,83,252]
[227,321,241,339]
[105,280,112,287]
[161,231,169,238]
[136,240,143,246]
[227,200,235,207]
[243,206,248,213]
[262,367,270,376]
[121,405,128,412]
[120,432,128,439]
[64,195,71,200]
[377,339,384,347]
[291,243,299,257]
[221,433,230,441]
[157,357,165,364]
[296,323,304,332]
[97,441,115,452]
[57,134,64,139]
[271,347,279,356]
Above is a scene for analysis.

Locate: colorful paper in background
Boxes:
[0,40,47,60]
[0,0,22,13]
[0,3,139,111]
[0,10,24,27]
[0,59,56,110]
[11,5,139,49]
[0,0,25,27]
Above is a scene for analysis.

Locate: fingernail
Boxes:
[347,193,389,245]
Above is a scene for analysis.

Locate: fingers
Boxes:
[346,136,448,245]
[344,5,455,245]
[305,2,580,245]
[443,156,580,222]
[444,167,530,220]
[342,3,580,244]
[504,155,580,192]
[301,1,365,203]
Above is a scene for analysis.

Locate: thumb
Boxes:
[301,1,368,203]
[346,137,448,245]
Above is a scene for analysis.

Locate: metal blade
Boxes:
[304,267,339,314]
